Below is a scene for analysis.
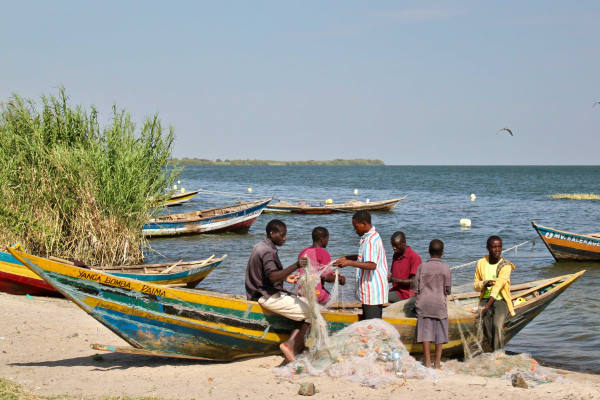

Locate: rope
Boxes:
[450,239,535,271]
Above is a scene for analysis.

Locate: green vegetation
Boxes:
[173,158,385,166]
[0,89,179,265]
[550,193,600,200]
[0,378,168,400]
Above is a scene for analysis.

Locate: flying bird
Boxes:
[496,127,514,136]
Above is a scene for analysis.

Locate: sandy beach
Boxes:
[0,292,598,400]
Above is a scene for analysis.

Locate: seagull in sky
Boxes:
[497,127,514,136]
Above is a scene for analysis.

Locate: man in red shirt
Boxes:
[388,231,422,303]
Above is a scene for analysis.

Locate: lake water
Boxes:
[146,165,600,374]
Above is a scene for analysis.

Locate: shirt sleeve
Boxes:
[473,259,485,291]
[262,251,280,278]
[490,263,512,299]
[444,266,452,295]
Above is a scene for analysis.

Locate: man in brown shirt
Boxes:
[245,219,310,363]
[413,239,452,369]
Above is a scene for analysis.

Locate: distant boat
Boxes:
[0,250,226,296]
[531,221,600,262]
[265,197,405,214]
[166,190,201,207]
[143,198,272,237]
[8,244,584,361]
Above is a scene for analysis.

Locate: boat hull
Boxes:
[531,221,600,261]
[143,198,271,237]
[0,251,225,296]
[8,245,584,361]
[265,197,404,214]
[166,190,201,207]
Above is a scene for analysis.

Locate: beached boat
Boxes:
[9,244,584,361]
[166,190,201,207]
[143,198,272,238]
[532,221,600,262]
[0,250,226,296]
[265,197,405,214]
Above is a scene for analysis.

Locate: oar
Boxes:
[160,259,184,274]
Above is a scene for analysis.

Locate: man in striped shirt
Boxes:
[334,211,389,319]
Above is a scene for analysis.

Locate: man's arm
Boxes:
[489,264,512,298]
[267,258,307,284]
[334,257,376,270]
[473,260,489,291]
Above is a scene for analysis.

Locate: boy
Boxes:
[414,239,451,369]
[334,211,388,319]
[388,231,422,303]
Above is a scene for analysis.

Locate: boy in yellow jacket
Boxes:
[473,235,515,351]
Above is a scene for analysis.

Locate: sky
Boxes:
[2,1,599,165]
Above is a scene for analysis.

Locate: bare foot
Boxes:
[279,343,296,363]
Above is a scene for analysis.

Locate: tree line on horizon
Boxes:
[172,158,385,166]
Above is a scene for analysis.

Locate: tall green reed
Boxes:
[0,88,180,265]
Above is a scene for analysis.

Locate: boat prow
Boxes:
[532,221,600,262]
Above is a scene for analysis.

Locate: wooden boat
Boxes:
[0,250,226,296]
[265,197,405,214]
[8,244,584,361]
[532,221,600,262]
[143,198,272,238]
[166,190,201,207]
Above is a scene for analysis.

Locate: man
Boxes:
[473,235,516,351]
[287,226,346,305]
[334,211,388,319]
[245,219,310,362]
[413,239,452,369]
[388,231,422,303]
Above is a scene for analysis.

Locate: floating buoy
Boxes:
[180,188,185,193]
[173,184,178,190]
[470,193,476,201]
[366,198,370,203]
[247,187,253,193]
[353,189,359,195]
[177,180,181,185]
[460,218,472,227]
[325,199,333,205]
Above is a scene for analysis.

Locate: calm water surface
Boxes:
[146,166,600,373]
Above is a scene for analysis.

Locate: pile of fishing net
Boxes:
[275,319,438,388]
[443,351,563,385]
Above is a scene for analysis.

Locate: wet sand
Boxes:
[1,292,598,400]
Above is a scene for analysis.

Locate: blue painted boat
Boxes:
[143,198,272,238]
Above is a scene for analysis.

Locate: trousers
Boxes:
[479,298,509,351]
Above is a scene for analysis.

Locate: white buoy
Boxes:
[366,198,370,203]
[460,218,472,227]
[470,193,476,201]
[177,180,181,185]
[181,188,185,193]
[353,189,359,195]
[173,184,178,190]
[325,198,333,205]
[247,187,253,193]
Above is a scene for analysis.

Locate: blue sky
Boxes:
[2,1,599,164]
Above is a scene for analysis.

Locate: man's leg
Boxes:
[434,344,443,369]
[361,304,383,320]
[280,322,310,362]
[491,300,509,351]
[479,299,494,350]
[423,341,432,368]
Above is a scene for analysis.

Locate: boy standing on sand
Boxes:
[334,211,388,319]
[414,239,452,369]
[245,219,310,363]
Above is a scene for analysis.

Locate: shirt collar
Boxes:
[264,238,277,250]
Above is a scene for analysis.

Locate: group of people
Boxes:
[245,210,516,368]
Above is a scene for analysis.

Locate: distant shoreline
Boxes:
[171,158,385,166]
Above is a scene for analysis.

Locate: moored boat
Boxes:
[0,250,226,296]
[531,221,600,262]
[166,190,201,207]
[143,198,272,237]
[265,197,405,214]
[8,244,584,361]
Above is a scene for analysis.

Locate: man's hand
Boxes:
[484,280,496,287]
[286,274,299,284]
[333,257,351,268]
[298,256,308,269]
[338,274,346,285]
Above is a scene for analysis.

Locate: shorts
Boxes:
[417,316,449,344]
[258,292,310,322]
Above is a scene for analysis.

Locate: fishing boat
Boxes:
[265,197,405,214]
[8,244,584,361]
[166,190,201,207]
[143,198,272,238]
[0,250,226,296]
[531,221,600,262]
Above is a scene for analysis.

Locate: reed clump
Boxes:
[550,193,600,200]
[0,88,179,265]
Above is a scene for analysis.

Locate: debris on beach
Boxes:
[298,382,317,396]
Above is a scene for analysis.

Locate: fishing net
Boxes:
[278,260,438,388]
[443,351,563,385]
